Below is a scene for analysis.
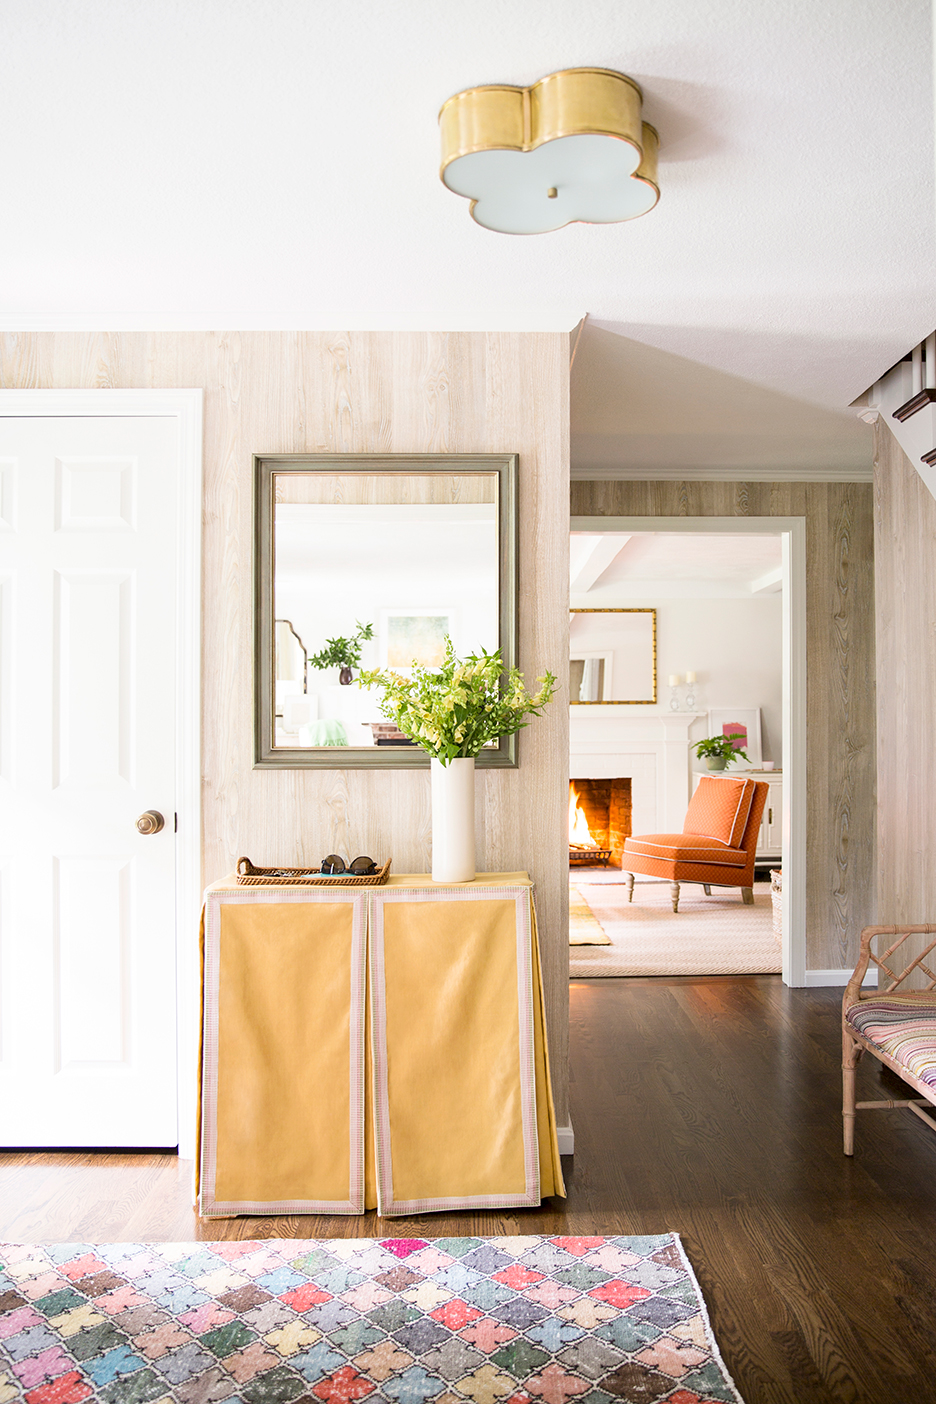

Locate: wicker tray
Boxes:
[236,857,392,887]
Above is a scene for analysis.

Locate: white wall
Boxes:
[660,596,782,764]
[575,594,783,764]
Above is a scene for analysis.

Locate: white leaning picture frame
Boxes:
[706,707,762,770]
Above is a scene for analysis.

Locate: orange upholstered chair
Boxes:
[621,775,769,912]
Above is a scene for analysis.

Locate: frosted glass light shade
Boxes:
[439,67,659,236]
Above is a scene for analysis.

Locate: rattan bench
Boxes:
[842,924,936,1155]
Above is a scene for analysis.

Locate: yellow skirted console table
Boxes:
[197,873,565,1218]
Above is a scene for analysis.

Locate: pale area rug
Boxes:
[569,886,612,944]
[570,873,781,978]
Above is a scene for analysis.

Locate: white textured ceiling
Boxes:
[4,0,934,474]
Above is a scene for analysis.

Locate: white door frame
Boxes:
[0,389,203,1153]
[571,515,807,986]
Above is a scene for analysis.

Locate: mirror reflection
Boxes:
[254,456,518,767]
[569,609,657,704]
[276,620,308,688]
[275,478,497,748]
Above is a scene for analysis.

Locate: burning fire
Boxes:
[569,784,597,849]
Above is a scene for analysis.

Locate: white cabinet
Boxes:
[691,770,782,861]
[757,773,783,859]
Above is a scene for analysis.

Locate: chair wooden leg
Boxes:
[843,1027,863,1156]
[670,881,680,913]
[702,884,712,895]
[624,872,635,903]
[741,887,754,905]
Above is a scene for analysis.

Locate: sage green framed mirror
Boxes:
[254,453,519,768]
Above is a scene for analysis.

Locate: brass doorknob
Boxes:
[136,810,165,835]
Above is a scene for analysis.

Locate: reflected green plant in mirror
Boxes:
[308,621,374,677]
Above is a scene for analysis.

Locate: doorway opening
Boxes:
[568,515,806,985]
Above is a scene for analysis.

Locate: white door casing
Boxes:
[0,391,201,1151]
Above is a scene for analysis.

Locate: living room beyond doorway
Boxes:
[569,523,786,977]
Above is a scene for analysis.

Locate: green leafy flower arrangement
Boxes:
[358,638,558,764]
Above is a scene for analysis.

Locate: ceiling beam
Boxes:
[750,566,783,594]
[570,535,630,592]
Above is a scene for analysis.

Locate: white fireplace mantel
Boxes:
[570,712,704,836]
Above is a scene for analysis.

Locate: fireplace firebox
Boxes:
[568,778,632,868]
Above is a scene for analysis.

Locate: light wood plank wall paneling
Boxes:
[0,331,571,1124]
[873,422,936,957]
[570,479,876,972]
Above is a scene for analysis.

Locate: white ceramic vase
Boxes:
[430,756,476,883]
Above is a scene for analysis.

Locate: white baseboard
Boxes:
[556,1124,574,1155]
[570,466,873,483]
[804,969,877,987]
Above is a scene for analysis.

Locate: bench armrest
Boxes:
[844,924,936,1012]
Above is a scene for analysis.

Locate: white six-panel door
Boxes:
[0,416,180,1145]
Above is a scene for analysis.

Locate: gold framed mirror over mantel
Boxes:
[569,607,657,704]
[254,453,519,768]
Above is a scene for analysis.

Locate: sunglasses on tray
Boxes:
[320,854,378,876]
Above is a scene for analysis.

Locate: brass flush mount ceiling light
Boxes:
[439,67,659,235]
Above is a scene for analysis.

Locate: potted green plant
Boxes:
[359,638,557,881]
[308,621,374,684]
[693,732,750,771]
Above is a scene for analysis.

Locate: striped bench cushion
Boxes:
[845,994,936,1091]
[623,834,748,867]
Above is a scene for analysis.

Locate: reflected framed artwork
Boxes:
[381,609,454,671]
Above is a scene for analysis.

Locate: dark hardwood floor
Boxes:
[3,976,936,1403]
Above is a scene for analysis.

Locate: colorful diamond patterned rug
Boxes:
[0,1236,743,1404]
